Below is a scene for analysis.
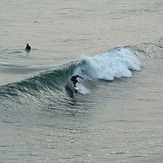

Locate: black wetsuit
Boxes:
[71,75,83,87]
[26,44,31,51]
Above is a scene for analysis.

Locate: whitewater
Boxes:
[0,0,163,162]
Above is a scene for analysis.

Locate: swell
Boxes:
[1,41,162,99]
[126,41,163,60]
[0,62,75,98]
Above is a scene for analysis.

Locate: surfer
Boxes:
[71,75,83,87]
[26,44,31,51]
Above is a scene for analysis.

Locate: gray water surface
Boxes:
[0,0,163,162]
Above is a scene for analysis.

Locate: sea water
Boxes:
[0,0,163,162]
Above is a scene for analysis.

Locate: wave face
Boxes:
[0,47,141,99]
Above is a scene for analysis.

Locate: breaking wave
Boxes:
[0,47,142,99]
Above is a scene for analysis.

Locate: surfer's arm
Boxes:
[77,75,83,79]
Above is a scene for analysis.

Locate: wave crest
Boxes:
[74,48,141,80]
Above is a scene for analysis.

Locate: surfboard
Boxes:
[74,86,79,90]
[74,86,79,93]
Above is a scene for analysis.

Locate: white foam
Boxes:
[77,48,141,81]
[76,82,90,95]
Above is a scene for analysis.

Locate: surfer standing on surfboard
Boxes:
[71,75,83,87]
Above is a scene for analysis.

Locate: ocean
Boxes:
[0,0,163,162]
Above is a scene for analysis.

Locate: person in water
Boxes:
[71,75,83,87]
[26,44,31,51]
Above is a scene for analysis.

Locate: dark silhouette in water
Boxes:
[25,44,31,52]
[71,75,83,87]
